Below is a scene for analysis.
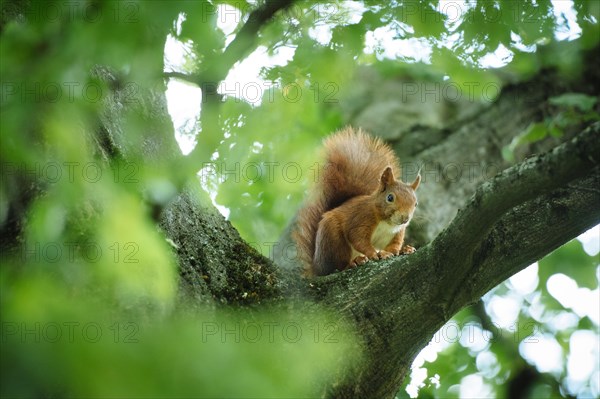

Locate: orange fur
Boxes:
[293,127,420,276]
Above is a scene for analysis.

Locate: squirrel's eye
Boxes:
[386,193,394,203]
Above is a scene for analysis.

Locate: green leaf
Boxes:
[548,125,563,138]
[331,23,366,53]
[520,122,549,143]
[539,240,599,290]
[178,1,225,57]
[501,146,515,163]
[503,122,549,161]
[549,93,598,112]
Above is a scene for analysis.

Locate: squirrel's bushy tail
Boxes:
[293,126,401,275]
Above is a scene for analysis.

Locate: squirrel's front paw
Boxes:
[383,247,401,256]
[351,255,369,266]
[400,245,416,255]
[378,250,394,259]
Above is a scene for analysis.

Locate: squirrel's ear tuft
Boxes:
[410,173,421,191]
[380,167,394,190]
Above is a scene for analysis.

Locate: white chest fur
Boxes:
[371,221,404,249]
[350,221,405,258]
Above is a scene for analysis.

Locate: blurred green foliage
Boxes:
[2,277,359,397]
[1,0,599,397]
[1,0,358,396]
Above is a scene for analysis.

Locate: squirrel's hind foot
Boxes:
[377,250,394,259]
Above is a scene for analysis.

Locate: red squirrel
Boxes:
[294,127,421,276]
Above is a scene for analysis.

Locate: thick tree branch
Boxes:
[449,169,599,314]
[438,123,599,249]
[159,185,285,305]
[435,122,600,308]
[310,124,600,398]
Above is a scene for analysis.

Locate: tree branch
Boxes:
[163,71,200,86]
[434,121,600,309]
[203,0,295,83]
[450,168,599,314]
[164,0,295,85]
[439,123,599,248]
[311,123,600,398]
